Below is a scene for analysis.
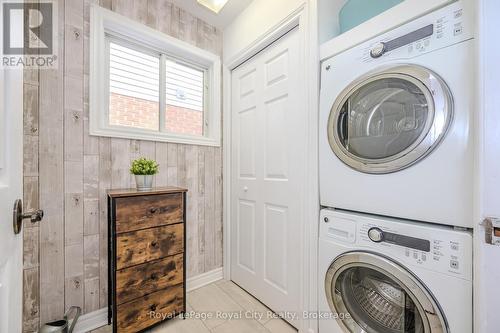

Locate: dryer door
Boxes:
[325,251,448,333]
[327,65,452,174]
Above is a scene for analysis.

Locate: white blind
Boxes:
[109,41,204,112]
[109,42,159,102]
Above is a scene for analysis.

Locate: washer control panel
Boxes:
[320,209,473,280]
[359,221,471,279]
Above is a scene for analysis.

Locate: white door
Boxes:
[230,28,303,326]
[0,68,24,332]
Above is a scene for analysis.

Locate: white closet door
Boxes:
[231,28,303,327]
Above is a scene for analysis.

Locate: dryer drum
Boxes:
[325,251,448,333]
[339,269,421,332]
[327,65,453,174]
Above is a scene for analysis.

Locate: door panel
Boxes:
[265,96,288,180]
[231,28,302,327]
[265,50,289,86]
[238,107,257,179]
[264,204,288,292]
[237,200,256,274]
[239,69,256,98]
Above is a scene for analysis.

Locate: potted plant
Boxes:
[130,157,159,191]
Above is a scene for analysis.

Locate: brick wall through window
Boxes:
[109,92,203,136]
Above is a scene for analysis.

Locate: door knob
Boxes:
[243,186,248,192]
[13,199,44,234]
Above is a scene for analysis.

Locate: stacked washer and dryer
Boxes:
[318,2,474,333]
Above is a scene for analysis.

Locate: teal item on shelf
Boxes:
[339,0,404,33]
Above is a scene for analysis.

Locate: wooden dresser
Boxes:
[107,187,187,333]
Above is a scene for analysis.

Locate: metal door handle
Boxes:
[13,199,44,234]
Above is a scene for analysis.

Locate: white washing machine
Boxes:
[319,1,475,228]
[318,209,472,333]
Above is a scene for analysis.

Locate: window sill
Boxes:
[90,126,220,147]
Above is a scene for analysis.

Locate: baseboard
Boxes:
[73,268,224,332]
[187,267,224,292]
[73,308,108,333]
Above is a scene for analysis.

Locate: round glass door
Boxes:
[327,65,453,174]
[325,252,448,333]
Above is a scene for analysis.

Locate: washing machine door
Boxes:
[327,65,453,174]
[325,251,448,333]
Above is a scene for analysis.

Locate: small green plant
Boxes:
[130,157,159,175]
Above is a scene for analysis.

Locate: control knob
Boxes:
[370,42,386,58]
[368,227,384,243]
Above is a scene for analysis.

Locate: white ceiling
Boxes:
[168,0,253,29]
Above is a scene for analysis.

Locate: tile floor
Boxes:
[91,280,297,333]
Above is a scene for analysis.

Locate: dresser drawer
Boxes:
[116,284,184,333]
[115,193,183,234]
[116,254,183,305]
[116,223,184,270]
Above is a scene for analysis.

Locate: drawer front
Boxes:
[116,254,183,305]
[116,284,184,333]
[115,193,183,233]
[116,223,184,270]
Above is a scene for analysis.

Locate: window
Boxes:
[90,5,221,146]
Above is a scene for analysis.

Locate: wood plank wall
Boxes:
[22,1,223,331]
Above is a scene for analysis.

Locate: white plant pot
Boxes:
[135,175,153,191]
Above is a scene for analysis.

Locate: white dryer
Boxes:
[318,209,472,333]
[319,2,474,227]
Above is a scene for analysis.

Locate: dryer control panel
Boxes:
[358,1,474,63]
[320,209,473,281]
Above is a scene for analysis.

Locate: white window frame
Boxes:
[90,4,221,146]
